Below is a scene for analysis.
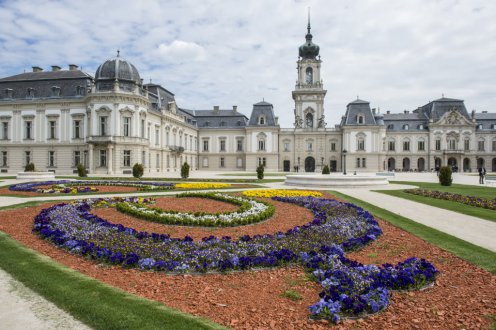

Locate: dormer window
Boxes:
[220,121,226,127]
[76,86,85,96]
[204,121,210,127]
[356,114,365,124]
[403,124,409,130]
[4,88,13,98]
[236,120,242,126]
[27,88,35,98]
[51,86,61,97]
[477,124,483,130]
[418,124,424,130]
[258,116,265,125]
[387,124,394,129]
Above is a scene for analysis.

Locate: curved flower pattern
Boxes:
[9,180,175,193]
[33,195,437,323]
[405,188,496,211]
[242,189,323,198]
[116,192,275,227]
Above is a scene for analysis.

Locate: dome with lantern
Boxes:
[94,51,141,92]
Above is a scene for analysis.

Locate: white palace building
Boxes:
[1,21,495,175]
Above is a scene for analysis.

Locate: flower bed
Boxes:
[9,180,175,194]
[115,192,275,227]
[405,188,496,210]
[33,195,437,322]
[242,189,323,198]
[174,182,231,189]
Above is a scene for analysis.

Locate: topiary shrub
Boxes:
[77,163,87,177]
[24,163,36,172]
[181,162,190,179]
[132,163,144,179]
[439,166,452,186]
[322,164,330,175]
[256,164,264,180]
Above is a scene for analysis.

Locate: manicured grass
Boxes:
[0,201,47,211]
[376,190,496,222]
[0,231,225,330]
[219,172,288,177]
[390,181,496,199]
[330,191,496,274]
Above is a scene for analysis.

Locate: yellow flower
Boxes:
[175,182,231,189]
[242,189,323,198]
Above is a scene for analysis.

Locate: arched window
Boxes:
[258,116,265,125]
[356,134,365,151]
[305,67,313,84]
[305,112,313,128]
[357,114,365,124]
[403,124,409,130]
[418,124,424,130]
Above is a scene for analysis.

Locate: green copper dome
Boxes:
[299,21,319,59]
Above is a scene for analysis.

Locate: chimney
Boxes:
[32,66,43,72]
[69,64,78,71]
[372,108,376,115]
[404,110,409,114]
[275,116,279,125]
[232,105,237,112]
[386,110,390,114]
[482,111,488,113]
[213,106,220,113]
[471,110,476,119]
[51,65,61,72]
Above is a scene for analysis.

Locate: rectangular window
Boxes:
[25,121,32,139]
[2,122,8,140]
[123,117,130,137]
[362,158,366,168]
[220,140,226,152]
[464,139,470,151]
[257,157,266,167]
[258,140,266,151]
[100,150,107,167]
[418,140,425,151]
[1,151,7,167]
[48,151,55,167]
[237,139,243,152]
[100,117,107,136]
[25,151,31,165]
[236,157,243,168]
[331,143,336,151]
[306,142,313,151]
[123,150,131,167]
[156,153,160,168]
[140,120,145,138]
[203,140,209,152]
[403,141,410,151]
[220,157,225,168]
[202,157,209,167]
[49,121,56,139]
[492,140,496,152]
[74,120,81,139]
[356,158,361,168]
[388,141,395,151]
[74,151,81,166]
[448,140,456,150]
[155,129,159,145]
[142,151,146,166]
[283,142,289,152]
[357,140,364,151]
[478,140,485,151]
[435,139,441,151]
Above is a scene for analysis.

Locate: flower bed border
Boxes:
[405,188,496,210]
[115,192,275,227]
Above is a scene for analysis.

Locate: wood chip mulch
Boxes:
[0,196,494,330]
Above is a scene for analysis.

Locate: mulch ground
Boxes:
[0,195,494,330]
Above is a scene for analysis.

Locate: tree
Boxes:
[77,163,87,177]
[322,164,330,175]
[439,166,452,186]
[24,163,36,172]
[256,164,264,180]
[181,162,190,179]
[132,163,144,178]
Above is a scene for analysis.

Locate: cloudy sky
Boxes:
[0,0,495,127]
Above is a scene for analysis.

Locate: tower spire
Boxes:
[307,7,311,34]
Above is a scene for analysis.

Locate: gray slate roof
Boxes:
[420,97,470,121]
[340,99,377,126]
[248,101,278,126]
[184,109,249,128]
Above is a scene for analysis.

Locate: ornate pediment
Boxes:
[437,109,472,126]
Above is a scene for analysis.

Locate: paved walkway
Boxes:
[0,172,494,328]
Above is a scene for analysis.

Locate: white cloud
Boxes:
[156,40,206,63]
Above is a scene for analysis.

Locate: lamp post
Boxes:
[342,149,347,175]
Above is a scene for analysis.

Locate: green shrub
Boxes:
[181,162,190,179]
[256,164,264,180]
[77,163,87,177]
[322,164,330,175]
[24,163,36,172]
[132,163,144,178]
[439,166,453,186]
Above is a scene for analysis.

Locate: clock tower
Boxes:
[292,16,327,130]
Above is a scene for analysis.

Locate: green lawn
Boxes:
[219,172,288,177]
[377,190,496,222]
[330,191,496,274]
[0,231,225,330]
[390,181,496,199]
